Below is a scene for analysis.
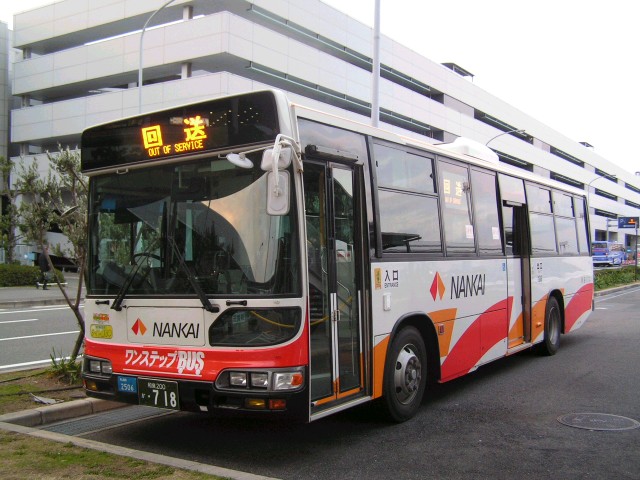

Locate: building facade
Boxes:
[9,0,640,254]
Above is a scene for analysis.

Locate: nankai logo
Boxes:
[131,318,147,336]
[153,322,200,339]
[450,273,486,299]
[430,272,446,301]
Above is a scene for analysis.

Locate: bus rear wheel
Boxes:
[535,296,561,356]
[383,326,427,422]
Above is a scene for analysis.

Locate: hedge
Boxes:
[0,264,65,287]
[594,266,640,291]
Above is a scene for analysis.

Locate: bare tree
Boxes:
[15,147,87,360]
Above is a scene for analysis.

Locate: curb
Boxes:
[0,298,73,309]
[0,397,125,427]
[594,283,640,297]
[0,400,280,480]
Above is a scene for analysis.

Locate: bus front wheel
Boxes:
[535,296,561,356]
[383,326,427,422]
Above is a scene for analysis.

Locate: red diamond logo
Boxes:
[131,318,147,336]
[430,272,446,301]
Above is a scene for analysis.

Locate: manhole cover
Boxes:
[558,413,640,431]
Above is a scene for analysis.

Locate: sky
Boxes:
[1,0,639,175]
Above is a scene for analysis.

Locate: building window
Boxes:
[594,189,617,201]
[550,172,584,189]
[550,147,584,167]
[497,152,533,172]
[625,183,640,194]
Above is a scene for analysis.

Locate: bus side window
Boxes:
[470,169,503,255]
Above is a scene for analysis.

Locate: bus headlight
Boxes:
[273,371,304,391]
[87,358,112,375]
[250,372,269,388]
[216,368,304,392]
[229,372,247,387]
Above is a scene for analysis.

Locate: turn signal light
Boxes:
[85,379,98,391]
[245,398,267,409]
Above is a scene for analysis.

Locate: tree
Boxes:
[0,156,21,264]
[15,146,87,360]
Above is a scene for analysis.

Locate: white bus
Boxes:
[81,90,594,422]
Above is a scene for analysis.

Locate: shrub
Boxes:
[594,266,640,291]
[0,264,65,287]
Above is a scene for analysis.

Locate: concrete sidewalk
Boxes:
[0,272,84,308]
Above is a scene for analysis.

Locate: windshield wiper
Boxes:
[166,234,220,313]
[111,241,158,311]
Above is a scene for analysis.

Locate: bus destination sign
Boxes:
[142,115,208,158]
[80,91,280,173]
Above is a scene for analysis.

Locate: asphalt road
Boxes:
[71,287,640,480]
[0,305,82,372]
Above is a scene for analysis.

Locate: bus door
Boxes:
[499,175,532,350]
[304,161,366,414]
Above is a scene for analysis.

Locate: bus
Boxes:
[591,241,626,266]
[81,90,594,422]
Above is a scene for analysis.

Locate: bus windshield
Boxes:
[87,153,299,298]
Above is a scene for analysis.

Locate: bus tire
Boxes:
[383,326,427,422]
[536,296,561,356]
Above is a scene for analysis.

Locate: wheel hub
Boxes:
[394,344,422,405]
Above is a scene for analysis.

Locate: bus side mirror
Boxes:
[263,146,292,216]
[261,147,292,171]
[267,170,290,215]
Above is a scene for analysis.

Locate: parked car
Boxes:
[592,241,626,266]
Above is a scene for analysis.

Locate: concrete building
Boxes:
[9,0,640,255]
[0,21,11,161]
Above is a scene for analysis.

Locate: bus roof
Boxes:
[291,100,587,198]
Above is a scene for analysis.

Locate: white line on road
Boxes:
[0,305,83,315]
[0,318,40,325]
[0,330,79,342]
[597,286,640,303]
[0,356,74,372]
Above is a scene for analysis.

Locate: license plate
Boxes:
[138,378,180,410]
[117,376,137,394]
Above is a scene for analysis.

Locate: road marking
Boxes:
[0,356,74,372]
[0,330,79,342]
[597,287,640,303]
[0,318,40,325]
[0,305,83,315]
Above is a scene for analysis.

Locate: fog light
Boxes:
[250,372,269,388]
[273,371,304,391]
[85,379,98,391]
[89,360,102,373]
[230,372,247,387]
[245,398,266,409]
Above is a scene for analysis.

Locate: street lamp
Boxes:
[485,128,526,146]
[586,173,616,200]
[586,173,617,241]
[138,0,176,113]
[371,0,381,128]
